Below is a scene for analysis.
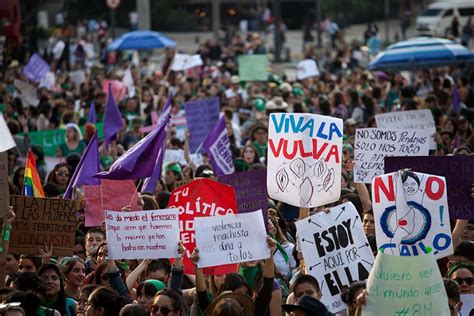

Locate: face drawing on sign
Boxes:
[275,158,335,206]
[402,172,421,196]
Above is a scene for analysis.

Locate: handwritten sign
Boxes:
[385,156,474,219]
[296,59,320,80]
[296,202,374,313]
[194,210,269,268]
[219,169,268,225]
[168,178,237,274]
[0,152,9,218]
[83,179,142,227]
[460,294,474,316]
[375,110,436,150]
[354,128,430,183]
[238,55,268,81]
[105,209,180,260]
[184,97,220,153]
[362,253,450,316]
[372,171,453,259]
[267,113,343,208]
[9,196,77,256]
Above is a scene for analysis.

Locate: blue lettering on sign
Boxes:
[271,114,342,140]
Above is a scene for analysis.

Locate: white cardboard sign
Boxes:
[194,210,269,268]
[354,128,431,183]
[105,209,180,259]
[296,202,374,313]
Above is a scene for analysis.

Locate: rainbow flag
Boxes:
[23,151,45,198]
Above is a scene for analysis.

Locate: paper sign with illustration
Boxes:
[296,202,374,313]
[167,178,238,274]
[362,253,450,316]
[372,170,453,259]
[105,209,180,260]
[375,109,436,149]
[194,210,269,268]
[385,155,474,219]
[267,113,343,208]
[354,128,431,183]
[296,59,320,80]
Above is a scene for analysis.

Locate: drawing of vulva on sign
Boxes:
[372,170,453,259]
[267,113,343,208]
[295,202,374,313]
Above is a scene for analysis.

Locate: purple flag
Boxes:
[141,95,173,193]
[104,83,125,147]
[63,131,100,199]
[202,116,235,176]
[23,53,50,82]
[95,105,170,180]
[454,132,462,149]
[184,97,220,153]
[88,102,97,123]
[452,84,461,113]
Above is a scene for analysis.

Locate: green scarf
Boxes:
[239,265,260,290]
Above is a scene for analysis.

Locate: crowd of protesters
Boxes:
[0,11,473,316]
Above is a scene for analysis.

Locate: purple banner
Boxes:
[219,169,268,226]
[385,156,474,219]
[23,53,50,82]
[184,97,220,153]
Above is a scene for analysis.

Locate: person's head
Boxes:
[76,284,98,316]
[58,256,86,289]
[292,275,322,302]
[401,171,420,195]
[65,123,83,142]
[5,254,19,275]
[85,228,106,252]
[282,294,331,316]
[37,263,65,299]
[341,281,366,316]
[18,255,41,273]
[447,263,474,294]
[3,291,39,316]
[119,304,146,316]
[450,240,474,265]
[443,278,463,316]
[136,280,166,313]
[85,286,125,316]
[221,273,251,296]
[206,292,254,316]
[250,125,268,145]
[96,241,108,265]
[47,162,71,186]
[146,260,171,283]
[74,237,86,260]
[362,210,375,236]
[151,289,183,316]
[164,163,183,186]
[12,272,44,293]
[241,145,259,165]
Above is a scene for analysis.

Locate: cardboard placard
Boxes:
[9,195,77,256]
[296,202,374,313]
[83,179,142,227]
[354,128,431,183]
[0,152,9,218]
[267,113,343,208]
[385,155,474,219]
[372,171,453,259]
[194,210,269,268]
[105,209,180,260]
[362,253,450,315]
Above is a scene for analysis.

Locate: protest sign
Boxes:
[385,156,474,219]
[23,53,50,82]
[195,210,269,268]
[14,80,39,107]
[238,55,268,81]
[39,72,56,91]
[168,178,237,274]
[460,294,474,316]
[361,253,450,316]
[267,113,343,208]
[69,70,86,86]
[184,97,220,153]
[0,115,16,152]
[372,171,453,259]
[219,169,268,225]
[171,54,204,71]
[296,59,320,80]
[375,109,436,149]
[102,80,127,102]
[9,195,77,256]
[105,209,180,260]
[163,149,187,167]
[0,153,9,218]
[296,202,374,313]
[83,179,142,227]
[202,117,235,176]
[354,128,431,183]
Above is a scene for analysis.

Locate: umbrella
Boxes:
[369,36,474,71]
[107,30,176,51]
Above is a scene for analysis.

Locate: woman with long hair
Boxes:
[38,263,76,316]
[59,257,87,300]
